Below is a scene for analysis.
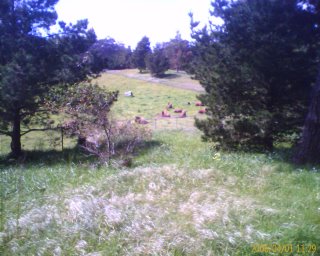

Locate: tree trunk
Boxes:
[263,118,274,150]
[293,66,320,164]
[10,110,22,158]
[263,135,273,151]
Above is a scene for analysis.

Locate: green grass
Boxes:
[0,70,320,255]
[96,71,203,120]
[0,130,76,160]
[0,70,203,154]
[107,69,204,92]
[96,71,208,131]
[0,132,319,255]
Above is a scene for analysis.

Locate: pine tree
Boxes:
[89,37,132,71]
[146,44,169,77]
[133,36,151,73]
[293,66,320,164]
[191,0,320,150]
[0,0,98,158]
[293,0,320,164]
[163,31,192,72]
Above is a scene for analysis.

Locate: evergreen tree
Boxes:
[0,0,98,158]
[293,0,320,164]
[89,37,132,71]
[146,44,169,77]
[294,66,320,164]
[164,31,192,72]
[125,46,134,68]
[133,36,151,73]
[191,0,320,150]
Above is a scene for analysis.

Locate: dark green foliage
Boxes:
[133,36,151,73]
[0,0,99,157]
[146,44,170,77]
[163,31,193,72]
[294,66,320,164]
[293,1,320,164]
[191,0,320,150]
[88,37,133,72]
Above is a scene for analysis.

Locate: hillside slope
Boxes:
[0,72,319,256]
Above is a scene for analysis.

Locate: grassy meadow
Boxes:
[96,70,202,118]
[95,70,207,131]
[105,69,204,92]
[0,70,320,255]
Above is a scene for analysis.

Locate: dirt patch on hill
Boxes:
[106,69,205,92]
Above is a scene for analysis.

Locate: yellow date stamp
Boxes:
[251,243,317,254]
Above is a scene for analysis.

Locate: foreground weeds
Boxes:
[0,131,319,255]
[1,165,266,255]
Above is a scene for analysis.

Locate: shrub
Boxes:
[76,121,152,165]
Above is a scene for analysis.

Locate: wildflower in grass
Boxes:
[148,182,157,191]
[212,152,221,161]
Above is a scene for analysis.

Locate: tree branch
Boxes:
[21,127,57,136]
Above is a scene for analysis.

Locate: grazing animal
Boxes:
[179,110,187,118]
[167,102,173,109]
[174,109,183,113]
[198,108,207,114]
[195,101,204,106]
[135,116,141,123]
[140,119,148,124]
[162,110,171,117]
[135,116,148,124]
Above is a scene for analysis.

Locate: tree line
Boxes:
[89,32,193,77]
[0,0,192,159]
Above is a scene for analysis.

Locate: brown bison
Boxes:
[162,110,171,117]
[167,102,173,109]
[135,116,149,124]
[179,110,187,118]
[198,108,207,114]
[195,101,204,106]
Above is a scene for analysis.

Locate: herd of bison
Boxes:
[134,101,207,124]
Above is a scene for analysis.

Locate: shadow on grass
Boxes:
[130,140,162,167]
[161,73,181,79]
[266,146,320,173]
[270,146,294,162]
[0,140,163,169]
[135,140,162,153]
[148,72,182,79]
[0,147,95,169]
[216,143,294,160]
[214,142,319,173]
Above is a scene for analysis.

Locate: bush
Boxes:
[58,83,152,165]
[196,112,272,151]
[77,121,152,165]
